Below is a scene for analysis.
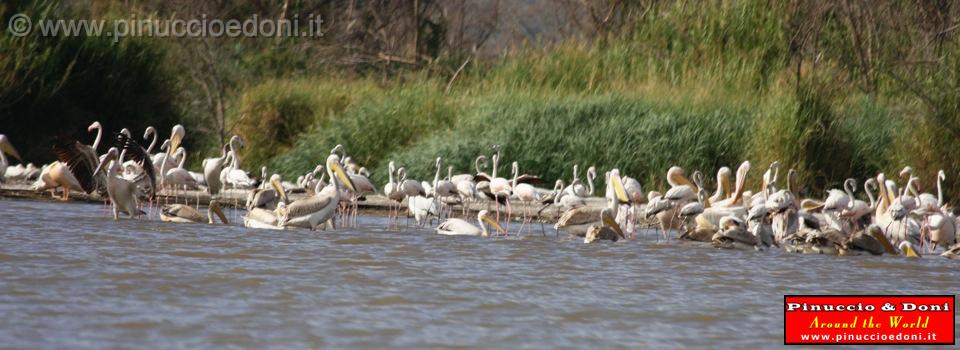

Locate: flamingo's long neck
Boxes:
[92,126,102,150]
[388,165,395,187]
[587,169,595,195]
[146,132,157,153]
[433,161,441,187]
[937,174,944,206]
[177,149,187,169]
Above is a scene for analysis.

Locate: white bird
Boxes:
[436,210,504,236]
[510,161,540,234]
[161,147,198,190]
[277,153,356,230]
[94,147,144,220]
[0,134,22,182]
[202,140,231,195]
[161,200,229,224]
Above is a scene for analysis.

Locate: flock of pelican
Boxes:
[1,122,959,260]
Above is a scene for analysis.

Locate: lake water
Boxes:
[0,199,956,349]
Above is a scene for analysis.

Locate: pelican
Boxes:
[436,210,504,236]
[161,200,229,224]
[899,241,921,258]
[94,147,144,220]
[241,176,288,230]
[583,208,625,243]
[840,225,886,256]
[709,167,733,204]
[0,134,22,182]
[5,163,40,181]
[247,174,285,211]
[277,153,356,230]
[941,243,960,259]
[244,203,286,230]
[711,216,759,250]
[31,161,84,199]
[554,207,599,237]
[168,124,185,157]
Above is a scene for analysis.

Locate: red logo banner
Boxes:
[784,295,955,345]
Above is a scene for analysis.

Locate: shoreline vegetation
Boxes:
[3,1,959,198]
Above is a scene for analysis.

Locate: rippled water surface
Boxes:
[1,199,957,349]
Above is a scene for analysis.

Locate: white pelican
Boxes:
[941,243,960,259]
[242,175,288,230]
[161,200,228,224]
[899,241,921,258]
[168,124,185,157]
[277,153,356,230]
[583,208,625,243]
[31,161,84,200]
[5,163,40,181]
[840,225,886,256]
[94,147,144,220]
[711,216,759,250]
[0,134,22,182]
[436,210,504,236]
[555,207,599,237]
[247,174,285,211]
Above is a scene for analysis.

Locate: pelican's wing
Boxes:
[52,139,98,193]
[846,231,884,255]
[555,207,596,227]
[246,208,279,225]
[285,194,334,219]
[162,204,203,222]
[115,132,156,198]
[436,218,481,235]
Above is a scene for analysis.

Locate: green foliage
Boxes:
[0,1,180,161]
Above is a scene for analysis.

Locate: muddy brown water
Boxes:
[0,199,956,349]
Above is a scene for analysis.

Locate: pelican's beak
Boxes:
[481,214,505,233]
[93,158,109,176]
[329,161,356,193]
[270,178,287,203]
[868,228,897,255]
[0,139,21,161]
[168,126,184,156]
[610,173,629,203]
[602,211,624,237]
[901,243,920,258]
[211,202,229,225]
